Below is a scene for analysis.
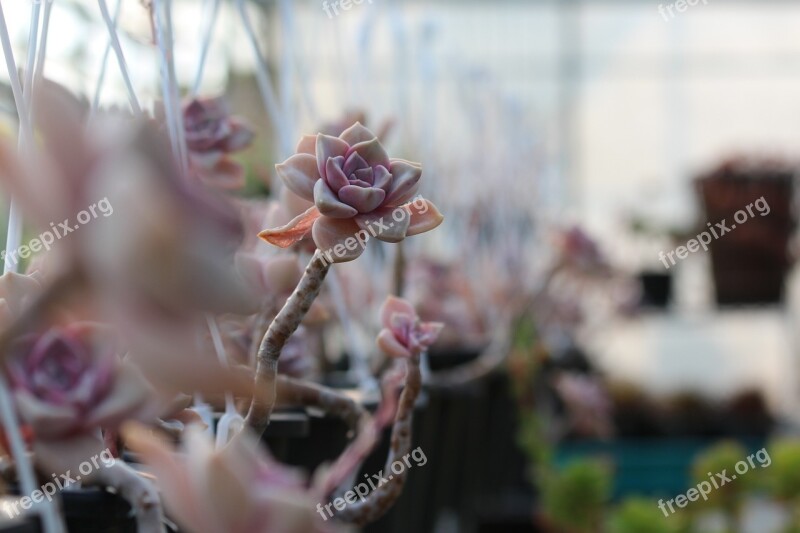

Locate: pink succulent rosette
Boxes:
[260,123,443,262]
[126,424,338,533]
[183,97,255,190]
[376,296,443,359]
[6,324,153,438]
[4,321,154,474]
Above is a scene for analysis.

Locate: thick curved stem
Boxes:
[275,375,366,437]
[86,461,164,533]
[332,354,422,525]
[245,251,330,436]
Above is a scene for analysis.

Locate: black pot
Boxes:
[259,408,311,461]
[427,348,482,371]
[638,272,672,309]
[0,514,40,533]
[61,488,136,533]
[1,489,134,533]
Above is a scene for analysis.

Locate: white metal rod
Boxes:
[152,0,189,177]
[97,0,142,114]
[236,0,291,159]
[91,0,123,114]
[191,0,221,98]
[0,5,66,530]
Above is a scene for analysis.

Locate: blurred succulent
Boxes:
[541,458,612,533]
[6,322,154,474]
[555,226,610,276]
[690,441,751,516]
[0,82,256,317]
[516,410,551,480]
[182,97,255,190]
[0,272,42,325]
[607,498,686,533]
[126,424,336,533]
[406,258,488,349]
[765,439,800,502]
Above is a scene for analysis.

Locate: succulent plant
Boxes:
[260,123,443,262]
[376,295,443,359]
[183,97,255,190]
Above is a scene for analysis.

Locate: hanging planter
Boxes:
[696,157,795,306]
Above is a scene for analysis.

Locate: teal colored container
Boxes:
[554,438,767,500]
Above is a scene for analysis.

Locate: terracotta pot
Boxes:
[697,159,795,305]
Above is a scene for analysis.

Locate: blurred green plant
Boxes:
[541,458,612,533]
[766,439,800,501]
[690,441,754,530]
[607,497,687,533]
[760,439,800,533]
[517,410,551,478]
[509,311,550,481]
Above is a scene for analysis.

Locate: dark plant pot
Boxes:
[61,488,136,533]
[697,163,795,306]
[0,514,40,533]
[612,390,774,439]
[427,347,482,371]
[638,272,672,309]
[363,372,534,533]
[271,409,351,473]
[259,408,311,461]
[1,490,137,533]
[322,371,361,390]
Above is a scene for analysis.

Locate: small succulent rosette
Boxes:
[376,296,443,359]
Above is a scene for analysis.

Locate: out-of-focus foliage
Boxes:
[607,498,687,533]
[541,458,612,533]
